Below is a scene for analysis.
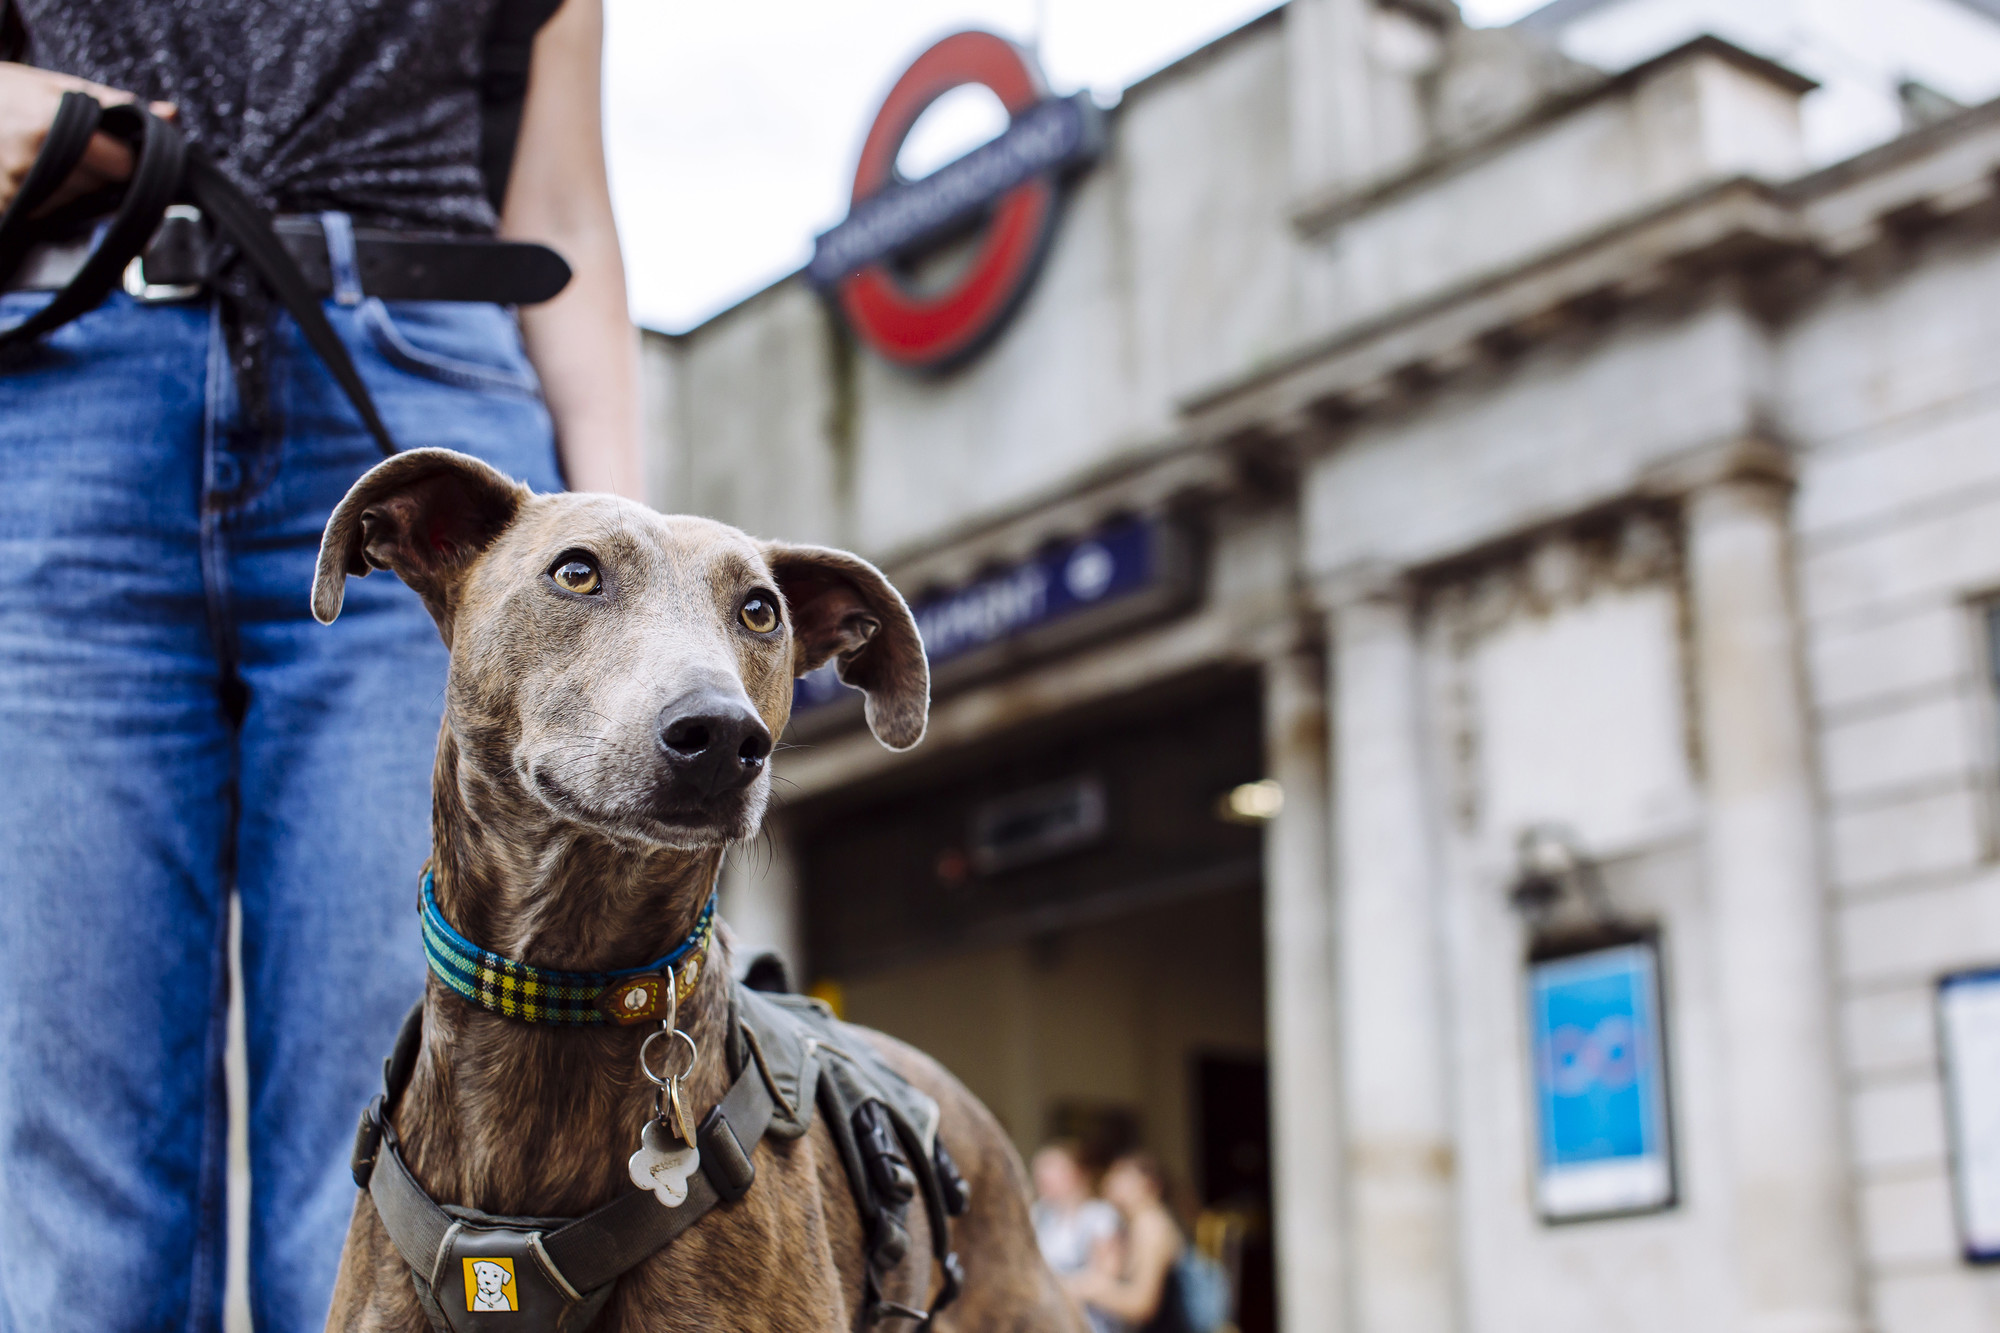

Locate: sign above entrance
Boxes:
[809,31,1103,370]
[793,514,1194,724]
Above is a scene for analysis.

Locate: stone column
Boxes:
[1684,460,1862,1333]
[1262,645,1346,1333]
[1329,580,1457,1333]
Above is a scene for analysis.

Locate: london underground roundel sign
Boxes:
[808,32,1103,370]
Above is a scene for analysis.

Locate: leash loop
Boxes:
[638,1027,696,1089]
[640,1022,699,1147]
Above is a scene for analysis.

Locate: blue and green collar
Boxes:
[420,869,718,1026]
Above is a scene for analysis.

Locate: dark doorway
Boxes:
[1195,1055,1275,1333]
[790,670,1278,1329]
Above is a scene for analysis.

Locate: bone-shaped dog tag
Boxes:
[628,1118,700,1207]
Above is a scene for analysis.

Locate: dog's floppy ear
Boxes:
[313,447,529,638]
[763,542,929,751]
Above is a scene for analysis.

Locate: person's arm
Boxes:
[1068,1210,1181,1323]
[1087,1228,1121,1275]
[0,62,175,213]
[499,0,644,499]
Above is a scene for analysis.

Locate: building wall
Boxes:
[1783,232,2000,1331]
[646,4,2000,1330]
[649,20,1820,568]
[1417,537,1734,1333]
[1539,0,2000,165]
[648,15,1299,559]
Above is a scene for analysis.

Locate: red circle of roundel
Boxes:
[838,31,1060,370]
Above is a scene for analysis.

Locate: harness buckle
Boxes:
[697,1106,756,1201]
[351,1094,385,1188]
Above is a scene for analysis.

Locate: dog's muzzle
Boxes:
[655,691,771,801]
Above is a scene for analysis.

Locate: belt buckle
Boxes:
[122,204,206,303]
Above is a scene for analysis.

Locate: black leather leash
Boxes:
[0,94,566,460]
[0,97,181,349]
[179,143,399,456]
[0,93,398,455]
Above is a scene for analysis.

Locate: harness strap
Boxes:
[351,982,967,1327]
[367,1112,460,1287]
[357,999,782,1315]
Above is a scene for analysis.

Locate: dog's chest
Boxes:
[605,1129,887,1330]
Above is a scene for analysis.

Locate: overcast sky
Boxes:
[601,0,1538,331]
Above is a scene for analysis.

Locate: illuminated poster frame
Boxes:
[1939,967,2000,1262]
[1527,938,1677,1222]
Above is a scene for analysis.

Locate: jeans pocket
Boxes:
[359,298,542,400]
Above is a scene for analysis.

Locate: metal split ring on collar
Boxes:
[639,1028,698,1088]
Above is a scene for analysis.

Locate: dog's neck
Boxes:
[428,730,723,973]
[395,729,738,1219]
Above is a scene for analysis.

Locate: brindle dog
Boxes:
[313,449,1084,1332]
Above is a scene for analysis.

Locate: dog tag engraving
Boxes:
[628,1118,700,1208]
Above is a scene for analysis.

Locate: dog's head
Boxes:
[311,448,927,848]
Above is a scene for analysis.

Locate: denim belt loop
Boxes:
[320,211,364,306]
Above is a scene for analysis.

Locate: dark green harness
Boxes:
[350,981,969,1332]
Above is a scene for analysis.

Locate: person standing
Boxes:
[1069,1152,1191,1333]
[0,1,640,1329]
[1032,1141,1127,1333]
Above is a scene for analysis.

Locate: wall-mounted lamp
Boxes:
[1506,823,1614,937]
[1217,778,1284,825]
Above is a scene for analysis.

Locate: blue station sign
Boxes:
[808,92,1101,289]
[794,515,1189,720]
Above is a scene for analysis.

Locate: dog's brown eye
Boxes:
[551,559,601,595]
[739,593,779,634]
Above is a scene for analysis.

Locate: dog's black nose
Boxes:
[657,693,772,798]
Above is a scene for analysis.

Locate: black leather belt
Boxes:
[8,206,571,306]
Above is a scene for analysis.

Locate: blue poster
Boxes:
[1528,942,1674,1219]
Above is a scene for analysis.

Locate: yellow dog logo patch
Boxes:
[464,1257,517,1312]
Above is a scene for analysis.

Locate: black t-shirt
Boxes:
[13,0,507,234]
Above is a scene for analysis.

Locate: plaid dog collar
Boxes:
[420,870,717,1026]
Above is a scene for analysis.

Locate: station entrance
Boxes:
[789,671,1277,1331]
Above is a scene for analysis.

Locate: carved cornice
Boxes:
[1639,434,1796,498]
[1184,100,2000,451]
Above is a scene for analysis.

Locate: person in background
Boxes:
[1070,1150,1190,1333]
[0,0,640,1329]
[1032,1140,1126,1333]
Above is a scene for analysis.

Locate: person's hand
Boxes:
[0,62,174,215]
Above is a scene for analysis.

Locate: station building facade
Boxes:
[639,2,2000,1329]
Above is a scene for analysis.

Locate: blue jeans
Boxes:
[0,284,563,1332]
